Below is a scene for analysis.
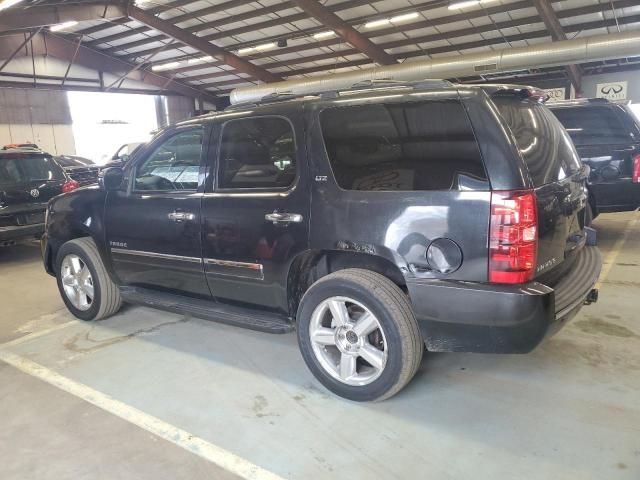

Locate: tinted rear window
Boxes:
[551,105,638,146]
[0,155,66,184]
[320,100,487,191]
[494,99,581,187]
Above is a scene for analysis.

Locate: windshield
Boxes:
[0,155,66,184]
[551,105,639,146]
[494,98,582,187]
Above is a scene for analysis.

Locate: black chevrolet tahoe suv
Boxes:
[549,99,640,221]
[42,82,602,401]
[1,148,79,247]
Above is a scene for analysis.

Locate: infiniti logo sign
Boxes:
[596,81,627,100]
[600,84,623,95]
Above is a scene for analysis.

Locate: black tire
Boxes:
[297,269,423,402]
[55,237,122,321]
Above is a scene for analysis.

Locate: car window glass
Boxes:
[0,155,66,184]
[320,100,487,191]
[218,117,296,189]
[551,105,638,146]
[494,99,582,186]
[134,129,203,191]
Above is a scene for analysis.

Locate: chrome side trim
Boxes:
[110,248,202,264]
[204,258,264,280]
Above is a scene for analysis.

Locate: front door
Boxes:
[201,108,310,313]
[105,126,210,298]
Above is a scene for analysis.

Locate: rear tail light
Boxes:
[62,180,80,193]
[632,154,640,183]
[489,190,538,284]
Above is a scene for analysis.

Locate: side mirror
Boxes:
[99,167,125,191]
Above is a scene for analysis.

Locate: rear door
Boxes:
[201,106,310,314]
[494,98,588,281]
[0,153,66,226]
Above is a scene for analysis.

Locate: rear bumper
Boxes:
[407,245,602,353]
[0,223,44,245]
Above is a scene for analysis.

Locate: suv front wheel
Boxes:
[297,269,423,401]
[56,237,122,321]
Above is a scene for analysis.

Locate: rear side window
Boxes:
[218,117,296,190]
[0,155,66,184]
[551,105,639,146]
[494,99,581,187]
[320,100,487,191]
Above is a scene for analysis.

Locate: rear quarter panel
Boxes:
[303,91,517,283]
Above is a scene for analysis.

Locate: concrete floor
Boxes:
[0,212,639,479]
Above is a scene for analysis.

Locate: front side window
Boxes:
[134,129,203,191]
[320,100,487,191]
[218,117,296,189]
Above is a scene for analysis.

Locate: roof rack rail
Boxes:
[224,78,453,110]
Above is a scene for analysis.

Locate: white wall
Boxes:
[0,88,76,155]
[581,70,640,102]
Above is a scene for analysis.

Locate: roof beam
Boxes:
[531,0,582,93]
[43,33,217,100]
[114,0,375,60]
[118,0,531,63]
[0,32,216,101]
[198,12,640,90]
[0,3,126,31]
[84,0,260,48]
[289,0,396,65]
[75,0,202,36]
[191,0,633,84]
[127,5,282,83]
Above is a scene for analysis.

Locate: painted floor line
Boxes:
[0,350,286,480]
[596,208,640,289]
[0,320,76,349]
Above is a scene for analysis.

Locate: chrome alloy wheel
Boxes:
[309,296,388,386]
[60,254,94,311]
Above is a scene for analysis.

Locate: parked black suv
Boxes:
[42,82,601,401]
[549,99,640,220]
[1,149,79,247]
[53,155,101,186]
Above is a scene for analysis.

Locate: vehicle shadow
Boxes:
[0,241,42,266]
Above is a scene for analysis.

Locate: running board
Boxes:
[119,287,294,334]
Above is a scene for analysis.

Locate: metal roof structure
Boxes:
[0,0,639,102]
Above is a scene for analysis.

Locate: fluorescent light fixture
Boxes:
[254,42,276,51]
[188,56,213,64]
[390,12,419,23]
[365,11,419,29]
[152,61,180,71]
[49,20,79,32]
[365,18,391,29]
[313,30,336,40]
[239,42,276,54]
[448,0,480,9]
[0,0,24,11]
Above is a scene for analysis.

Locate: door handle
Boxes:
[168,211,195,222]
[265,211,303,224]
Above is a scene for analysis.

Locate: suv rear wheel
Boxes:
[297,269,423,401]
[56,238,121,321]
